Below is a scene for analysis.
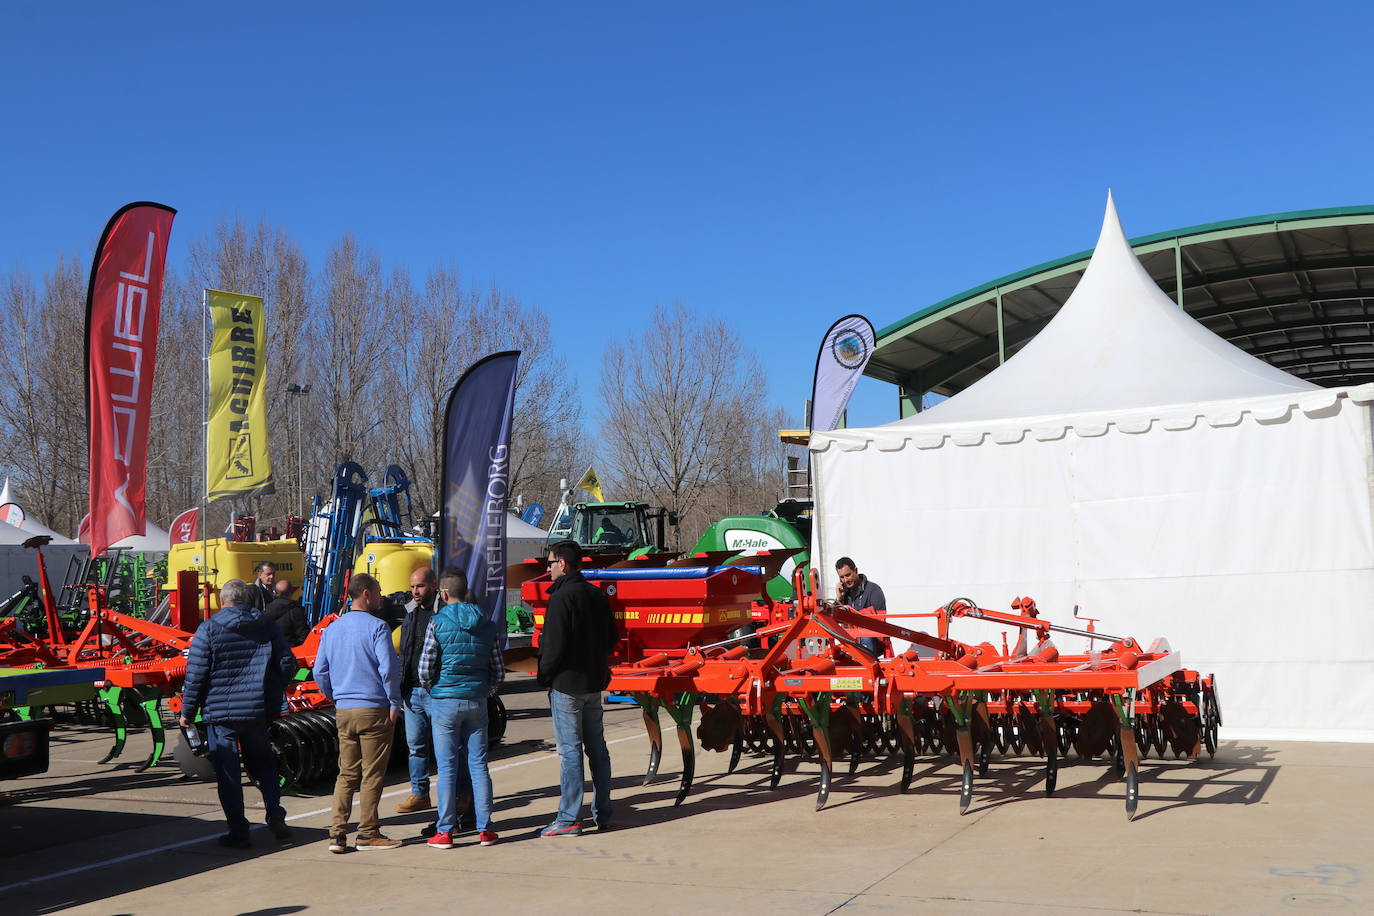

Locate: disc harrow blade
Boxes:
[1073,701,1117,760]
[1161,701,1201,759]
[696,701,741,753]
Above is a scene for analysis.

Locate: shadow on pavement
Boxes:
[3,822,322,915]
[490,738,1283,833]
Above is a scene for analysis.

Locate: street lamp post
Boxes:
[286,383,311,516]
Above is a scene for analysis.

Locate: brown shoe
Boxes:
[396,793,433,814]
[355,834,402,850]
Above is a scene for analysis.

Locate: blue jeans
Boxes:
[858,637,884,657]
[430,696,492,834]
[403,686,434,796]
[549,690,612,827]
[205,720,285,839]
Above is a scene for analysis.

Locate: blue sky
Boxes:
[3,1,1370,428]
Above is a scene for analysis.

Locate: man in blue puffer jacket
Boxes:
[179,578,297,849]
[417,569,504,849]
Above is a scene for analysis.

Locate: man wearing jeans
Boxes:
[314,573,403,852]
[417,569,503,848]
[179,578,296,849]
[396,566,441,815]
[537,539,619,837]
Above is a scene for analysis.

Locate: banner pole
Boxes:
[200,288,209,613]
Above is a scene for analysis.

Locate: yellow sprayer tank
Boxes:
[164,538,307,612]
[353,539,434,596]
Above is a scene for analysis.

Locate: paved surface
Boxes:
[2,673,1372,915]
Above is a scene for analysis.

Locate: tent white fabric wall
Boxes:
[812,196,1374,742]
[506,512,548,567]
[110,523,171,555]
[0,520,87,605]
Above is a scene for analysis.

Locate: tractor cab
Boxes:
[546,501,675,556]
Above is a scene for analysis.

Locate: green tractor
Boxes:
[545,501,677,558]
[542,498,811,600]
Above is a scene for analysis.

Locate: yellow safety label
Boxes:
[830,677,863,691]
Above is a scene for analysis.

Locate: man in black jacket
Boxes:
[249,561,276,610]
[537,540,619,837]
[179,578,296,849]
[263,579,310,647]
[395,566,440,814]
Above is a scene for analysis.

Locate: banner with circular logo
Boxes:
[810,315,876,432]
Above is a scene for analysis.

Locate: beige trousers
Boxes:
[332,707,394,837]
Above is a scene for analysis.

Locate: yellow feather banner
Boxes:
[206,290,274,501]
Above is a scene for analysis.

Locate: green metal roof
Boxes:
[878,205,1374,342]
[871,205,1374,402]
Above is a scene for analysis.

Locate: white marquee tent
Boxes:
[0,478,78,544]
[507,512,549,565]
[812,194,1374,742]
[109,522,172,554]
[0,519,87,600]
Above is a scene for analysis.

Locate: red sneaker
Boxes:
[426,832,454,849]
[478,829,499,846]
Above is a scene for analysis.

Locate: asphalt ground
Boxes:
[1,673,1372,916]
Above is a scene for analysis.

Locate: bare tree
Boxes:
[314,234,385,471]
[373,266,586,521]
[146,268,205,525]
[0,257,89,536]
[1,219,587,540]
[599,303,786,547]
[185,217,312,529]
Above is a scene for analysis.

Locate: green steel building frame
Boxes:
[868,206,1374,416]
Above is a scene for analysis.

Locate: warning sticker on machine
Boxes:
[829,677,863,690]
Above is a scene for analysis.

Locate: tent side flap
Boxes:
[813,394,1374,738]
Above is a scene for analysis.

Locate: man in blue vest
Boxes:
[417,569,504,849]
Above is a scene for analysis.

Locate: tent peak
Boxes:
[855,196,1318,431]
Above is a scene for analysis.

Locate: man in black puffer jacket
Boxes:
[180,578,298,849]
[537,540,620,836]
